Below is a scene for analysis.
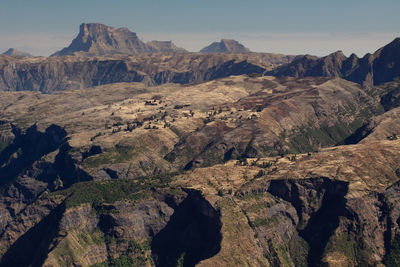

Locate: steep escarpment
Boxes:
[151,189,222,267]
[0,180,222,267]
[0,124,67,187]
[0,124,94,258]
[269,37,400,87]
[0,53,295,92]
[267,178,349,266]
[0,124,91,190]
[0,202,66,267]
[235,177,400,266]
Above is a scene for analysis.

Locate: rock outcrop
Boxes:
[200,39,251,53]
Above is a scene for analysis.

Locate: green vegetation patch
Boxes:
[288,233,309,267]
[77,228,105,247]
[286,119,365,154]
[324,232,355,263]
[323,232,374,266]
[91,239,152,267]
[50,173,178,208]
[250,216,280,228]
[244,201,275,212]
[53,240,76,266]
[265,240,293,267]
[83,139,146,168]
[92,255,145,267]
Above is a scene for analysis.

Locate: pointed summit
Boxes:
[200,39,251,53]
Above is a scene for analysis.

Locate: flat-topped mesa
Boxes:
[200,39,251,53]
[51,23,186,56]
[52,23,150,56]
[2,48,32,57]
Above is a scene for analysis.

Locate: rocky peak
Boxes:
[51,23,150,56]
[2,48,32,57]
[51,23,190,56]
[325,50,346,60]
[371,37,400,85]
[319,50,348,76]
[200,39,251,53]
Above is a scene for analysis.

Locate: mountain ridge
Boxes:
[268,37,400,86]
[0,53,296,93]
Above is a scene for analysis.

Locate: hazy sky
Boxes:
[1,0,399,56]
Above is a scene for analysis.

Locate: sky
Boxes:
[0,0,399,56]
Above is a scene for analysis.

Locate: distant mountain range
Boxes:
[51,23,253,56]
[0,22,399,91]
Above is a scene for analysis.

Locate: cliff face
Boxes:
[0,183,222,267]
[235,175,400,266]
[269,38,400,87]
